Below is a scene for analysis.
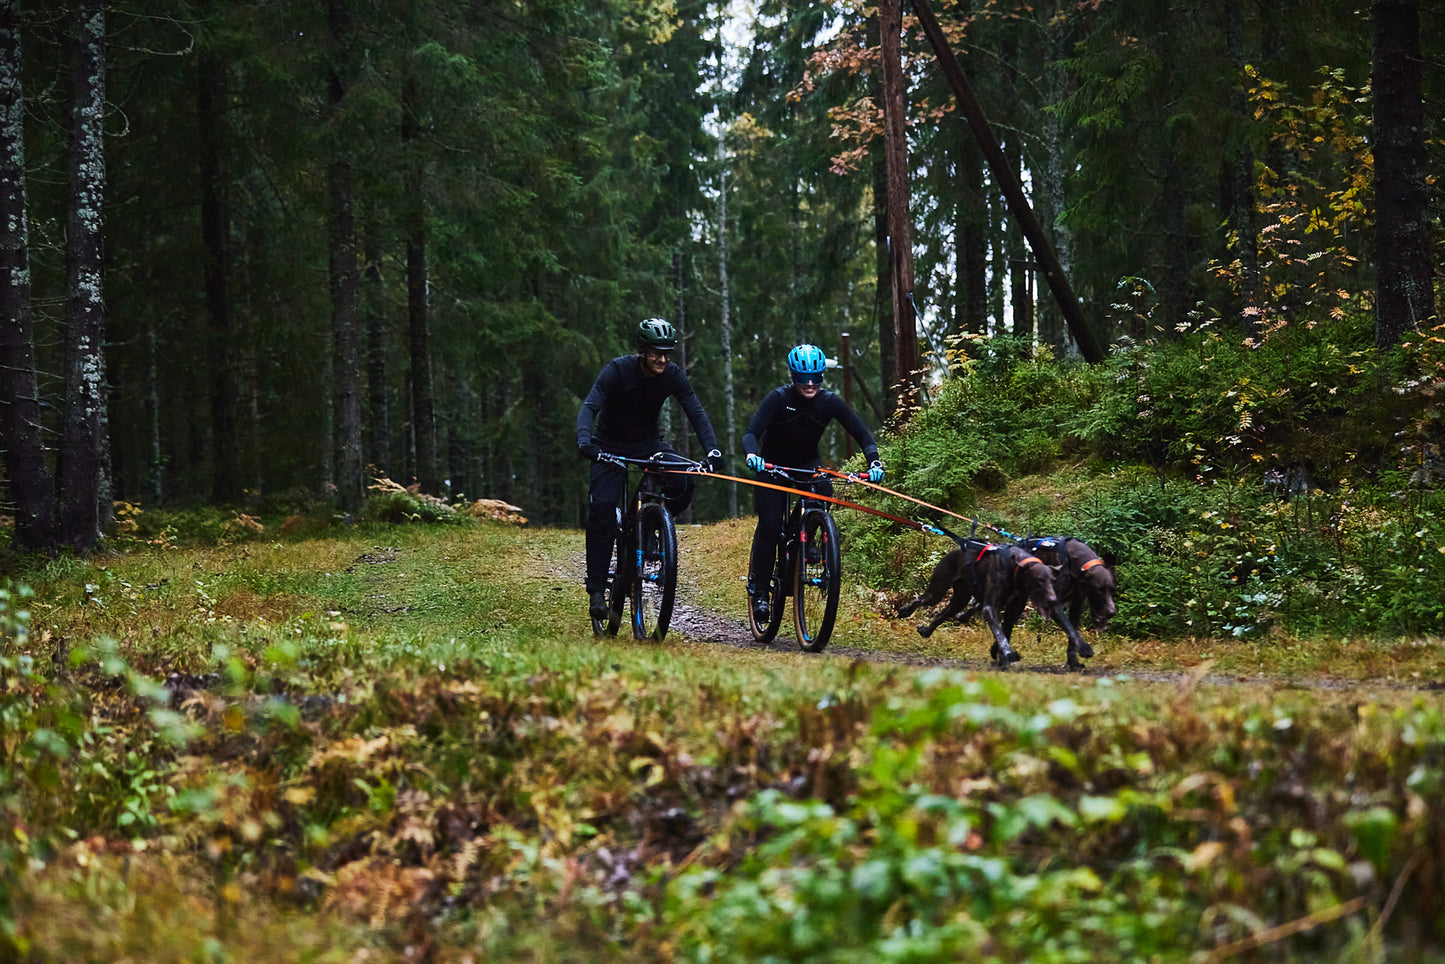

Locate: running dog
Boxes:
[896,538,1094,670]
[1016,536,1117,632]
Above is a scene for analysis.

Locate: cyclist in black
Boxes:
[741,343,884,623]
[577,318,722,622]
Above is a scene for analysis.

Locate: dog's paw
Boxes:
[916,625,932,638]
[1076,640,1094,659]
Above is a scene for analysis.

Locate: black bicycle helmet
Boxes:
[636,317,678,351]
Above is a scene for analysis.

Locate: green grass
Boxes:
[2,517,1443,961]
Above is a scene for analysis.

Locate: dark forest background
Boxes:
[0,0,1440,553]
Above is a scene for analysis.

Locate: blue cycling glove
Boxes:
[746,453,765,473]
[868,460,885,484]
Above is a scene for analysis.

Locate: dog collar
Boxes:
[1017,555,1044,571]
[1080,558,1105,572]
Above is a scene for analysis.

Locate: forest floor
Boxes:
[555,517,1445,696]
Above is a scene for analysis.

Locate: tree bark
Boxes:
[717,136,737,518]
[328,0,363,511]
[59,0,106,552]
[0,2,57,552]
[363,218,388,479]
[1225,4,1261,338]
[403,74,438,493]
[198,50,239,504]
[880,0,919,409]
[1372,0,1434,347]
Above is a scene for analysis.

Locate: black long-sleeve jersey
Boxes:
[577,355,718,454]
[742,386,878,466]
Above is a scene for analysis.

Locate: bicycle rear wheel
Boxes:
[632,503,677,640]
[747,546,788,643]
[793,508,841,652]
[592,535,630,637]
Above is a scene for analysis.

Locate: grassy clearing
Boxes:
[2,518,1443,960]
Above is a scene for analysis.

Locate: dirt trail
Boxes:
[657,569,1442,693]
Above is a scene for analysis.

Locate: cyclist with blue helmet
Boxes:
[741,343,884,624]
[577,317,723,622]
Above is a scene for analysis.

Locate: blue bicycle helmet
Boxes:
[787,344,827,383]
[636,317,678,351]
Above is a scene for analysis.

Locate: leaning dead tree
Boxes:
[895,0,1107,364]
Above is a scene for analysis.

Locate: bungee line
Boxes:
[597,452,1018,542]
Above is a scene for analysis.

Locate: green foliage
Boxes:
[3,526,1445,958]
[846,324,1445,641]
[361,490,462,526]
[663,674,1445,961]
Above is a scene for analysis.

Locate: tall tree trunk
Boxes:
[198,50,239,504]
[145,318,162,504]
[956,135,987,338]
[1006,141,1031,340]
[717,137,738,518]
[59,0,106,552]
[672,242,690,471]
[0,1,57,552]
[867,10,896,412]
[363,218,388,479]
[1372,0,1433,347]
[1038,6,1071,355]
[403,74,438,493]
[328,0,362,511]
[950,0,987,341]
[1225,4,1261,338]
[1161,146,1190,333]
[880,0,919,409]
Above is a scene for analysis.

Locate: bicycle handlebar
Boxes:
[596,450,711,473]
[757,461,867,484]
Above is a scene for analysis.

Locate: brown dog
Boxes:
[1017,536,1117,631]
[897,538,1094,670]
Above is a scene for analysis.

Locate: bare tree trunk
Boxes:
[328,0,362,511]
[1039,6,1071,355]
[880,0,919,409]
[363,218,389,479]
[198,50,239,504]
[956,135,987,338]
[1372,0,1433,347]
[403,74,438,493]
[1225,4,1261,338]
[59,0,106,552]
[145,318,162,504]
[717,137,738,518]
[951,0,987,340]
[672,243,690,468]
[0,1,57,551]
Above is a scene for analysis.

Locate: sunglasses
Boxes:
[793,373,824,385]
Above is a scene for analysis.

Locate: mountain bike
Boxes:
[746,464,846,652]
[591,451,703,642]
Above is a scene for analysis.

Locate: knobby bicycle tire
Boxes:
[632,503,677,641]
[748,542,789,643]
[593,527,631,637]
[793,507,841,652]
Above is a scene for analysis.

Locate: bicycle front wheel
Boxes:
[632,503,677,641]
[793,508,841,652]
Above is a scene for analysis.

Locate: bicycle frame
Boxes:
[593,452,694,641]
[747,465,842,651]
